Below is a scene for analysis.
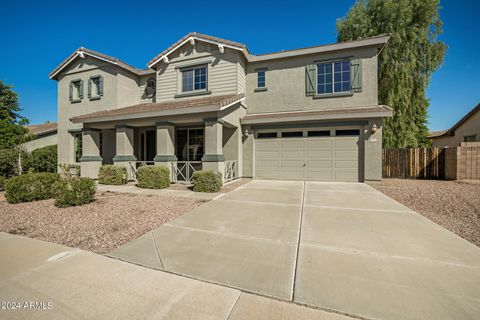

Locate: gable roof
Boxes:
[147,32,390,68]
[147,32,250,68]
[49,47,155,80]
[70,94,245,123]
[430,103,480,138]
[25,122,57,136]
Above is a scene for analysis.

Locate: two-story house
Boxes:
[49,32,392,182]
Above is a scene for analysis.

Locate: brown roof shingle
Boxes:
[148,32,249,67]
[49,47,154,79]
[242,106,393,123]
[71,94,245,123]
[25,122,57,135]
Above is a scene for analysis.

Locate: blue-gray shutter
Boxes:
[79,80,84,99]
[69,82,73,101]
[98,76,104,96]
[305,64,316,96]
[88,79,92,98]
[351,59,362,92]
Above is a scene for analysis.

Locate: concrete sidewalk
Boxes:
[0,232,350,320]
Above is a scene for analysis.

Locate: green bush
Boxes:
[0,148,21,178]
[98,165,126,185]
[0,176,6,191]
[191,170,222,193]
[23,145,57,173]
[137,166,170,189]
[4,172,60,203]
[53,177,96,207]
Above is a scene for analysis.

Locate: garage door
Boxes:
[255,129,361,181]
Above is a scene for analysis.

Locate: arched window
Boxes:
[145,78,156,98]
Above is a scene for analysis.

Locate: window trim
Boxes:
[88,75,103,100]
[180,64,208,93]
[70,78,83,103]
[315,59,352,97]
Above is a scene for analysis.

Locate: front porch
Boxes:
[75,96,245,183]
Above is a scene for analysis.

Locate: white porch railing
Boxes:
[224,160,238,182]
[173,161,202,182]
[128,161,155,181]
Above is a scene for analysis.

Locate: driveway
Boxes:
[109,180,480,320]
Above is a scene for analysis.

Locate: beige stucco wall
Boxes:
[22,133,57,152]
[245,47,378,114]
[155,42,245,102]
[56,56,143,165]
[432,111,480,147]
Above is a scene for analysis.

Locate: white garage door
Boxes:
[255,129,361,182]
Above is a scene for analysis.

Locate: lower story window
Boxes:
[73,133,83,163]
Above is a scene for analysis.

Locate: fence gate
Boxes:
[383,148,445,179]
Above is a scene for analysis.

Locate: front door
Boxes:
[176,128,204,181]
[140,130,156,161]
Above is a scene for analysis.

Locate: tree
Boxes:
[0,81,30,149]
[337,0,446,147]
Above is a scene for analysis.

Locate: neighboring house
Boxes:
[429,103,480,147]
[49,32,392,182]
[22,122,58,152]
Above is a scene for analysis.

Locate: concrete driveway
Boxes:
[109,180,480,320]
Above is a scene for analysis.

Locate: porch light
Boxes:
[218,44,225,54]
[163,56,169,63]
[243,129,249,137]
[371,123,378,133]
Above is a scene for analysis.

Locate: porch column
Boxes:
[154,122,177,180]
[202,118,225,179]
[113,125,136,180]
[80,128,102,179]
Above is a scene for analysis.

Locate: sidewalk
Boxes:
[0,232,351,320]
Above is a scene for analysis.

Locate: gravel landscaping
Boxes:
[372,179,480,247]
[0,192,202,254]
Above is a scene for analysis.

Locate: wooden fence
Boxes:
[382,148,446,179]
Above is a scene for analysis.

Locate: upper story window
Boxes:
[464,135,477,142]
[69,79,83,102]
[182,66,207,92]
[145,78,156,98]
[317,60,350,95]
[88,76,103,100]
[257,70,266,88]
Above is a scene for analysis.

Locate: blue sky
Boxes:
[0,0,478,131]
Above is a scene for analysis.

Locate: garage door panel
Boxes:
[307,160,334,169]
[306,140,333,148]
[255,129,360,182]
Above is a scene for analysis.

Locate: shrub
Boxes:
[98,165,126,185]
[0,176,6,191]
[4,172,60,203]
[0,148,21,178]
[137,166,170,189]
[53,177,96,207]
[191,170,222,193]
[23,145,57,173]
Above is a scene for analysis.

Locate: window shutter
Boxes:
[351,59,362,92]
[305,65,316,96]
[88,79,92,98]
[98,76,104,96]
[69,82,73,101]
[79,80,84,99]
